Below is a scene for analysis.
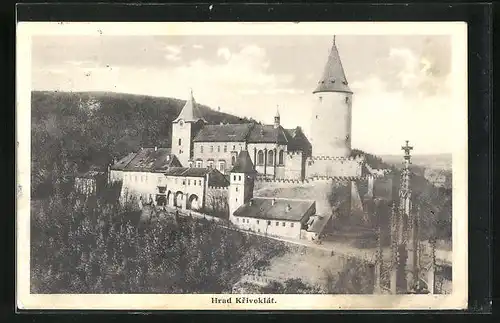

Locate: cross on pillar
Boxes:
[402,140,413,162]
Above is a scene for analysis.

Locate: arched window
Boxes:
[268,150,274,166]
[257,150,264,165]
[231,155,236,166]
[278,150,284,165]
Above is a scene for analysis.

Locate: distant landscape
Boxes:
[379,154,452,171]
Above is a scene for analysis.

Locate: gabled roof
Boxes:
[110,148,182,172]
[233,197,315,221]
[230,150,255,173]
[173,89,206,123]
[313,37,352,94]
[193,123,254,142]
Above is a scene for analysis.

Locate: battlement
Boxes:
[254,175,369,186]
[286,150,303,157]
[308,155,365,163]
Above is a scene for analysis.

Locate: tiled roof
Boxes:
[306,214,332,233]
[193,123,253,142]
[313,37,352,94]
[110,148,182,172]
[230,150,256,173]
[193,122,311,151]
[247,124,289,144]
[233,197,315,221]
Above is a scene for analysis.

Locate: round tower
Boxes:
[311,36,353,158]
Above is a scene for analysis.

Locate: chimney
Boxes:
[285,204,291,212]
[271,198,276,206]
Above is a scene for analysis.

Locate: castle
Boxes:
[108,36,392,240]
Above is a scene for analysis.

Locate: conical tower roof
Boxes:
[230,150,256,174]
[174,89,206,123]
[313,36,352,94]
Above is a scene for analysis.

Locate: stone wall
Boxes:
[305,156,363,179]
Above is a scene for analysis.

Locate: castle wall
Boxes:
[284,151,304,180]
[305,156,363,179]
[311,92,352,157]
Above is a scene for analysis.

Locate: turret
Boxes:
[274,105,281,129]
[311,36,353,158]
[171,89,206,166]
[228,150,256,224]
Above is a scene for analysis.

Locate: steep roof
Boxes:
[230,150,255,173]
[110,148,182,172]
[313,37,352,94]
[163,167,229,187]
[247,124,289,144]
[173,89,206,123]
[193,123,254,142]
[233,197,315,221]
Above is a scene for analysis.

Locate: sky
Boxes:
[31,34,454,155]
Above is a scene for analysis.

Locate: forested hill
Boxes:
[31,91,255,196]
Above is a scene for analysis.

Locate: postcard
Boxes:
[16,21,468,310]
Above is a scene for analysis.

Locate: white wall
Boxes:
[233,216,303,239]
[311,92,352,157]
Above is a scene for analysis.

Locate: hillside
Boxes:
[31,91,255,197]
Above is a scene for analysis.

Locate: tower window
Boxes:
[236,187,238,192]
[315,115,318,119]
[178,138,182,146]
[345,96,350,104]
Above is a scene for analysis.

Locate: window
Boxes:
[224,145,227,153]
[237,218,239,222]
[275,222,279,226]
[290,223,294,228]
[236,187,238,192]
[210,146,214,153]
[179,149,182,154]
[319,96,323,102]
[233,175,237,181]
[217,146,220,153]
[345,96,350,104]
[178,138,182,146]
[208,161,214,169]
[236,198,238,203]
[258,229,260,233]
[219,161,225,172]
[257,220,259,224]
[238,175,241,181]
[233,145,236,150]
[145,176,148,183]
[200,146,204,153]
[196,161,202,168]
[135,175,138,182]
[188,161,193,168]
[199,180,202,186]
[279,150,284,165]
[188,179,191,185]
[268,150,274,166]
[231,156,236,165]
[182,180,186,185]
[257,150,264,165]
[282,222,286,227]
[267,221,271,225]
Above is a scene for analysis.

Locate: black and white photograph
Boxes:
[16,22,468,310]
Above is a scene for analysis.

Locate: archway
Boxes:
[166,190,172,206]
[174,191,184,207]
[187,194,200,210]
